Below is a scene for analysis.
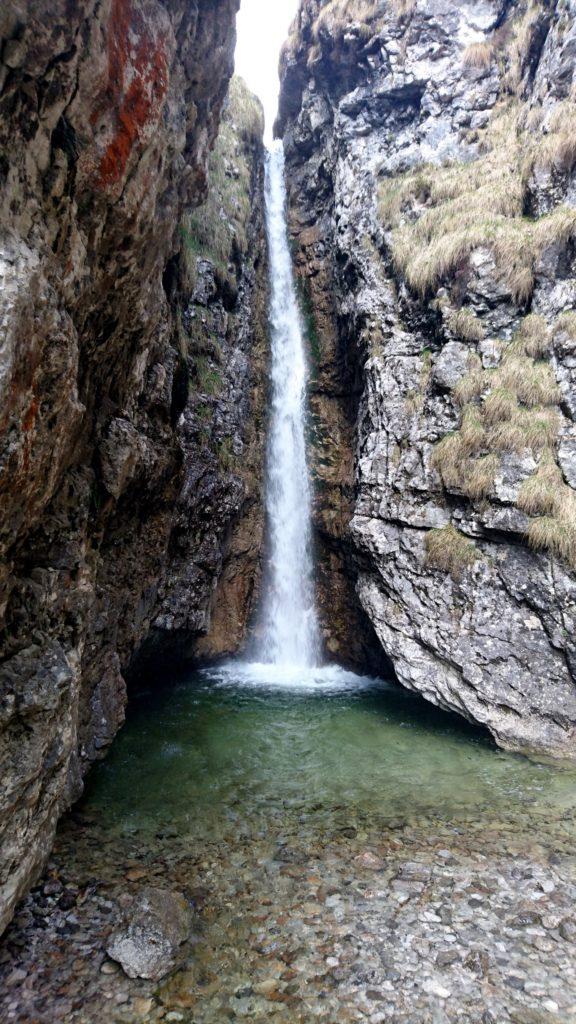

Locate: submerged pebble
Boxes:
[1,672,576,1022]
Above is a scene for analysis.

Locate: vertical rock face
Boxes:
[279,0,576,757]
[0,2,267,932]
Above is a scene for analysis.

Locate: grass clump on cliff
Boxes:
[403,348,432,414]
[516,455,576,568]
[462,40,496,69]
[425,525,480,579]
[192,355,221,396]
[180,77,263,281]
[378,100,576,301]
[310,0,414,47]
[227,75,265,146]
[526,506,576,569]
[431,312,564,502]
[517,456,563,516]
[312,0,380,40]
[526,101,576,178]
[506,313,551,358]
[429,305,576,569]
[554,311,576,348]
[445,306,484,343]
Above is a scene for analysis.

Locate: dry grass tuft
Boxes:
[452,352,485,406]
[530,101,576,176]
[446,307,484,342]
[487,418,527,453]
[516,407,560,450]
[430,429,498,501]
[482,387,518,425]
[487,407,559,453]
[517,457,563,516]
[453,369,486,407]
[463,40,495,69]
[389,0,416,15]
[505,2,542,93]
[527,500,576,568]
[425,525,479,579]
[508,313,551,358]
[554,310,576,348]
[312,0,381,40]
[404,348,432,415]
[495,355,560,407]
[459,406,486,454]
[431,310,564,501]
[289,0,415,64]
[378,170,431,228]
[430,433,465,489]
[465,454,500,501]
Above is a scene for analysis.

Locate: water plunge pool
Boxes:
[83,665,576,842]
[4,666,576,1022]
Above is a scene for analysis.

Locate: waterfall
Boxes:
[257,141,321,669]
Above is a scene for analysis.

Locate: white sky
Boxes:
[234,0,301,143]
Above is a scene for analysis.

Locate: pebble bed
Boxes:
[2,673,576,1023]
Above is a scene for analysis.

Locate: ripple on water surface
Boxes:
[82,664,576,844]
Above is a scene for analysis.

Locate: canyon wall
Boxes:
[0,1,267,932]
[279,0,576,758]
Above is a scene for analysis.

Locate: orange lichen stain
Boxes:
[90,0,169,190]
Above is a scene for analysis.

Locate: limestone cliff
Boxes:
[0,1,267,933]
[279,0,576,758]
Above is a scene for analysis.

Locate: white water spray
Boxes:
[257,141,320,669]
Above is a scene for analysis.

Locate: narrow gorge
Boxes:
[1,1,576,1022]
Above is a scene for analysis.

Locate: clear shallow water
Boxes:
[13,666,576,1024]
[82,665,576,840]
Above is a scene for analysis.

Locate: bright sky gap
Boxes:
[234,0,300,143]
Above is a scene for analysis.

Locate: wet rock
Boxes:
[57,892,77,912]
[106,888,193,981]
[508,911,543,929]
[436,949,460,967]
[125,868,148,883]
[254,978,279,997]
[132,997,155,1016]
[6,968,27,985]
[395,862,432,883]
[559,918,576,942]
[354,851,385,870]
[422,978,451,999]
[43,879,63,897]
[3,807,576,1023]
[464,950,490,976]
[273,847,308,864]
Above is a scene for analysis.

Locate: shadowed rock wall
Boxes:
[0,1,267,933]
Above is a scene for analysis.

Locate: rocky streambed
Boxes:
[2,670,576,1024]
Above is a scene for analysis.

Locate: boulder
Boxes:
[106,888,193,980]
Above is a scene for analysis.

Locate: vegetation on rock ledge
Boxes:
[425,525,480,580]
[180,77,264,283]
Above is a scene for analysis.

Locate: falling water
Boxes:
[257,141,320,668]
